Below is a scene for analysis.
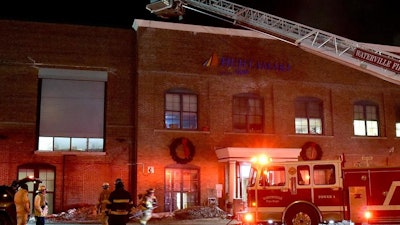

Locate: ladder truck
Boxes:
[240,155,400,225]
[146,0,400,86]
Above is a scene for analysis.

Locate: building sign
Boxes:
[204,53,291,75]
[353,48,400,73]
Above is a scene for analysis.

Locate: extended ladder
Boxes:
[146,0,400,85]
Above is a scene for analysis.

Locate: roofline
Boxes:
[132,19,276,40]
[133,19,400,54]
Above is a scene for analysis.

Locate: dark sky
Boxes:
[1,0,398,46]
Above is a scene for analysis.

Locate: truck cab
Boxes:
[243,159,344,225]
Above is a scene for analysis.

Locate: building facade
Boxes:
[0,20,136,213]
[1,18,400,215]
[133,19,400,212]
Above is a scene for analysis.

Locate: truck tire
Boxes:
[0,214,12,225]
[284,203,320,225]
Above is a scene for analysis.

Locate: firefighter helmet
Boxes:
[38,184,46,192]
[102,182,110,188]
[146,188,155,193]
[114,178,123,185]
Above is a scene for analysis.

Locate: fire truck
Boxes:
[239,155,400,225]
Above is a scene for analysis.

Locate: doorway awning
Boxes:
[215,147,301,162]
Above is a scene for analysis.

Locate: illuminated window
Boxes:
[38,68,107,151]
[313,164,335,185]
[233,93,264,133]
[295,97,323,134]
[396,105,400,137]
[164,167,199,211]
[297,165,310,185]
[353,101,379,136]
[261,166,285,186]
[165,89,197,130]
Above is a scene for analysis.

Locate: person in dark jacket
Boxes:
[107,178,133,225]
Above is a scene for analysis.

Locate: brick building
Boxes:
[0,20,136,213]
[132,19,400,212]
[1,18,400,214]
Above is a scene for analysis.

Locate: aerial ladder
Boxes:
[146,0,400,85]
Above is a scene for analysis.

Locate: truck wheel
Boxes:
[284,204,319,225]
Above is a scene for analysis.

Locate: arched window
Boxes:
[165,88,198,130]
[295,97,323,134]
[17,164,55,214]
[232,93,264,133]
[353,100,379,136]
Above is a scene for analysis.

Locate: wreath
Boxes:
[169,137,195,164]
[300,141,323,161]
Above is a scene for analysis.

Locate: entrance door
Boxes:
[18,164,55,214]
[165,167,199,212]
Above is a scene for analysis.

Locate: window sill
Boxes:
[154,129,210,134]
[224,132,274,135]
[351,136,387,140]
[288,134,334,138]
[34,151,106,156]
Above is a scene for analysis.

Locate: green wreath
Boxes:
[300,141,322,161]
[169,137,195,164]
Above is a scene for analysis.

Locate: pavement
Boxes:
[29,217,241,225]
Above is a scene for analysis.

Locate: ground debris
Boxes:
[46,205,227,222]
[173,206,227,220]
[47,206,99,222]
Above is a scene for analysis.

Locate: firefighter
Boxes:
[97,182,111,225]
[14,183,30,225]
[34,184,48,225]
[139,188,158,225]
[107,178,133,225]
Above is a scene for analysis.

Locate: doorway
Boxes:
[164,166,199,212]
[18,164,55,214]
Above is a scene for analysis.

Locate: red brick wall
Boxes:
[0,20,136,212]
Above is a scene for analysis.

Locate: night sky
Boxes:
[1,0,398,46]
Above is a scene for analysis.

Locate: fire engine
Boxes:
[239,155,400,225]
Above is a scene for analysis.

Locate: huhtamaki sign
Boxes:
[353,48,400,73]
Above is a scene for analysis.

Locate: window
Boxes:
[165,89,197,130]
[18,164,55,214]
[295,97,323,134]
[259,166,285,186]
[233,93,263,133]
[165,167,199,211]
[297,165,310,185]
[353,101,379,136]
[313,164,335,185]
[38,68,107,151]
[396,106,400,137]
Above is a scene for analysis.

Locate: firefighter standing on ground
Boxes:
[97,182,111,225]
[107,178,133,225]
[14,183,30,225]
[139,188,157,225]
[34,184,48,225]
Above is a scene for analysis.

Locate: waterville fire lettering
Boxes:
[353,48,400,73]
